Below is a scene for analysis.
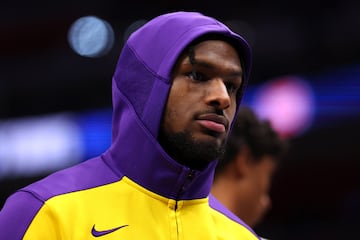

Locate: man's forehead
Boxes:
[185,41,242,69]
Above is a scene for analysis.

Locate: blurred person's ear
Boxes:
[234,145,252,179]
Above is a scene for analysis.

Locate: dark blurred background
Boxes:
[1,1,359,239]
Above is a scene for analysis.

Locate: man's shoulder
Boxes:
[21,156,120,202]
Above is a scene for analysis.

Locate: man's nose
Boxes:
[204,79,231,109]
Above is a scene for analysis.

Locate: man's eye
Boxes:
[225,82,239,94]
[187,71,206,81]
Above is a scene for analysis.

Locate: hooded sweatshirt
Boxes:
[0,11,259,239]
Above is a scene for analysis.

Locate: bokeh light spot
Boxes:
[68,16,114,58]
[253,76,315,138]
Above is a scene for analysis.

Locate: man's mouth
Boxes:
[196,113,228,134]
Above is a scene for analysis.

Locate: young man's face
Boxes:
[159,40,243,169]
[235,155,277,227]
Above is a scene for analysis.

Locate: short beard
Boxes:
[159,130,226,170]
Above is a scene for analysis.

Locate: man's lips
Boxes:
[196,113,229,133]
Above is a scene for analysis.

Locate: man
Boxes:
[0,12,259,239]
[212,106,288,228]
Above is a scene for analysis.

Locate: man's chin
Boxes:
[161,130,226,169]
[195,141,225,161]
[196,133,225,146]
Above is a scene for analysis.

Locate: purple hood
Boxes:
[103,12,252,200]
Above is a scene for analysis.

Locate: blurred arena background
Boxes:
[1,1,359,239]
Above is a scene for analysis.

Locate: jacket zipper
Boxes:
[173,169,195,239]
[175,169,195,210]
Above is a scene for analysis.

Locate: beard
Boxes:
[159,129,226,170]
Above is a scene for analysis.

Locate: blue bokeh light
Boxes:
[68,16,114,58]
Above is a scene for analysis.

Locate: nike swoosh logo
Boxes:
[91,224,128,237]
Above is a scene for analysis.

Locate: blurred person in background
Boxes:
[0,12,261,239]
[212,106,288,230]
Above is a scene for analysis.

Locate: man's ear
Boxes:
[233,145,252,179]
